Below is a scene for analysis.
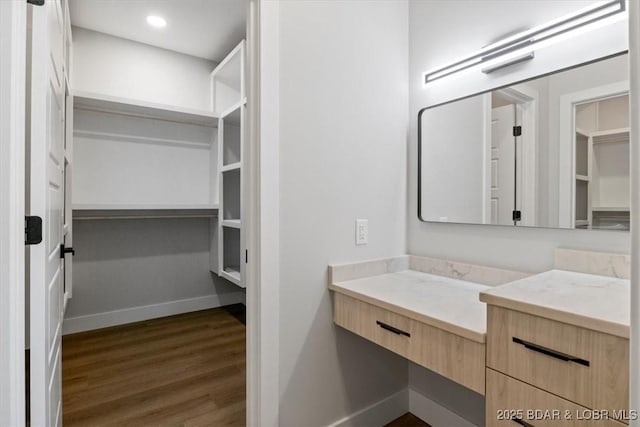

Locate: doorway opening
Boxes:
[25,1,252,425]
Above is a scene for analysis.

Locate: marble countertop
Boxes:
[479,269,630,338]
[330,270,490,343]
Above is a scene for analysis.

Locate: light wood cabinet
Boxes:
[334,293,411,358]
[333,292,485,394]
[486,305,630,425]
[486,368,626,427]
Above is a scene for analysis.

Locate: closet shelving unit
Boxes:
[211,41,246,287]
[72,90,220,220]
[574,95,630,230]
[72,41,246,288]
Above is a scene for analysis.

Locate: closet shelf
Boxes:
[592,127,630,144]
[221,267,243,287]
[74,90,218,127]
[222,219,241,229]
[73,204,219,220]
[591,206,630,212]
[221,162,242,172]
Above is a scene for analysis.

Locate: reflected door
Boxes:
[491,105,516,225]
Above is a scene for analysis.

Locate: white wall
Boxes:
[408,1,630,424]
[71,27,215,110]
[277,1,409,425]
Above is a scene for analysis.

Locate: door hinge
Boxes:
[245,249,248,264]
[60,244,76,259]
[513,126,522,137]
[512,210,522,222]
[27,0,45,5]
[25,216,43,245]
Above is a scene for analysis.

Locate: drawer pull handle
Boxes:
[512,417,534,427]
[512,337,590,367]
[376,321,410,337]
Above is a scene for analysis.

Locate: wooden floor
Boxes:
[62,307,246,426]
[385,413,431,427]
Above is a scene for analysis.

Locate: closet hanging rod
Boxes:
[73,214,218,221]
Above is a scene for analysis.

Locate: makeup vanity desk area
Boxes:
[329,251,631,426]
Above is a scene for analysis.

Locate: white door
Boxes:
[491,104,516,225]
[63,90,74,306]
[28,0,66,425]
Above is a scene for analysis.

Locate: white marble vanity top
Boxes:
[479,269,630,338]
[330,270,491,343]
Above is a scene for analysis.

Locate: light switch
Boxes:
[356,219,368,245]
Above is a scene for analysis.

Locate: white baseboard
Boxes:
[328,389,408,427]
[409,388,478,427]
[62,292,245,335]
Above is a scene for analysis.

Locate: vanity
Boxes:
[329,250,631,426]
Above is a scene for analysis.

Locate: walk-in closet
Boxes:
[51,1,250,424]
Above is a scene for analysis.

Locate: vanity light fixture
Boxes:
[423,0,626,85]
[146,15,167,28]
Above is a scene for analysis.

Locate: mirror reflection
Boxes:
[419,54,629,230]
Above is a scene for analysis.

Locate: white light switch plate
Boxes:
[356,219,368,245]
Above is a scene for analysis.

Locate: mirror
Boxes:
[419,53,629,230]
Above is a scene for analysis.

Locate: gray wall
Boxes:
[277,1,410,425]
[408,0,630,424]
[67,219,238,319]
[72,27,216,110]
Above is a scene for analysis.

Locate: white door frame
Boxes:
[558,81,629,228]
[0,1,27,425]
[246,0,280,425]
[629,1,640,425]
[1,0,280,424]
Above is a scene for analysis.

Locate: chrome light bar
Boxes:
[423,0,625,85]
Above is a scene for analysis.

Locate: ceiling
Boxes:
[69,0,247,62]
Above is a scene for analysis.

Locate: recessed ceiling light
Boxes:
[146,15,167,28]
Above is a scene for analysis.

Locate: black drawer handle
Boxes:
[512,337,590,367]
[512,416,534,427]
[376,321,410,337]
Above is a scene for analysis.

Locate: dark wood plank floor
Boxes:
[62,306,246,426]
[385,413,431,427]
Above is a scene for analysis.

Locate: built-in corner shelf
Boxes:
[212,39,246,290]
[73,90,218,127]
[73,204,219,220]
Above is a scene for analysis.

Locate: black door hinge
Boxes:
[512,210,522,222]
[60,244,75,259]
[513,126,522,137]
[25,216,43,245]
[27,0,45,5]
[245,249,248,263]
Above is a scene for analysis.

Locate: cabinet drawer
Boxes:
[334,293,411,358]
[409,320,485,395]
[487,306,628,417]
[486,369,626,427]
